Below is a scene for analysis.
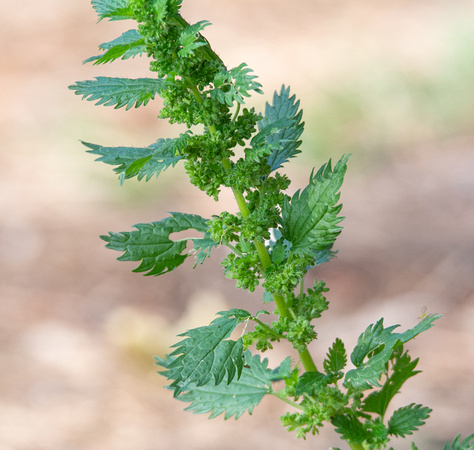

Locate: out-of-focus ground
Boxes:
[1,1,473,449]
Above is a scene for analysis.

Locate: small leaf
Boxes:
[331,414,367,445]
[259,85,305,172]
[176,351,273,419]
[101,212,216,276]
[69,77,166,110]
[443,433,474,450]
[363,348,421,419]
[280,155,349,256]
[387,403,432,437]
[294,372,329,397]
[324,338,347,374]
[91,0,135,21]
[84,29,146,65]
[178,20,212,57]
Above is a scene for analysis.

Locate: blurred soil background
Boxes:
[1,0,473,449]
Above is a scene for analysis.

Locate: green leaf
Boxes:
[323,338,347,374]
[158,310,252,396]
[259,85,305,172]
[83,131,189,183]
[178,20,212,57]
[363,348,420,419]
[176,350,273,419]
[84,30,146,65]
[91,0,135,21]
[101,212,216,276]
[294,372,329,397]
[69,77,166,110]
[280,155,349,256]
[210,63,263,106]
[345,314,441,390]
[331,414,367,444]
[387,403,432,437]
[444,433,474,450]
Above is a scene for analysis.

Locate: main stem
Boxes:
[221,155,318,373]
[190,86,318,373]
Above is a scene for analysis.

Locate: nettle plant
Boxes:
[70,1,471,449]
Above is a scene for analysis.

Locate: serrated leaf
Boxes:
[331,414,367,444]
[324,338,347,374]
[280,155,349,256]
[345,314,441,390]
[258,85,305,172]
[270,356,292,381]
[294,371,329,397]
[91,0,135,21]
[176,350,273,419]
[161,310,251,396]
[363,349,420,419]
[82,131,189,183]
[101,212,216,276]
[387,403,432,437]
[84,30,146,65]
[178,20,212,57]
[69,77,166,110]
[210,63,263,106]
[444,433,474,450]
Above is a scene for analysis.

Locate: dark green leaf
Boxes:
[345,314,440,390]
[294,372,329,397]
[159,310,252,396]
[176,351,273,419]
[101,212,216,276]
[323,338,347,374]
[331,414,367,444]
[69,77,166,110]
[280,155,349,256]
[363,349,420,419]
[388,403,432,437]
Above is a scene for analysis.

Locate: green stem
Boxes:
[271,391,305,411]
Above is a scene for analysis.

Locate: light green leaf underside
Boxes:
[82,131,190,183]
[177,351,274,419]
[69,77,166,110]
[91,0,135,21]
[100,212,217,276]
[84,29,146,65]
[259,85,305,172]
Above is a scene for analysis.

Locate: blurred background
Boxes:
[1,0,473,448]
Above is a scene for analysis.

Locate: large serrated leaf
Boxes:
[363,348,420,419]
[161,310,252,396]
[177,351,273,419]
[91,0,135,21]
[69,77,166,110]
[345,314,441,390]
[100,212,216,276]
[84,30,146,65]
[82,132,190,183]
[280,155,349,256]
[387,403,432,437]
[258,85,305,172]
